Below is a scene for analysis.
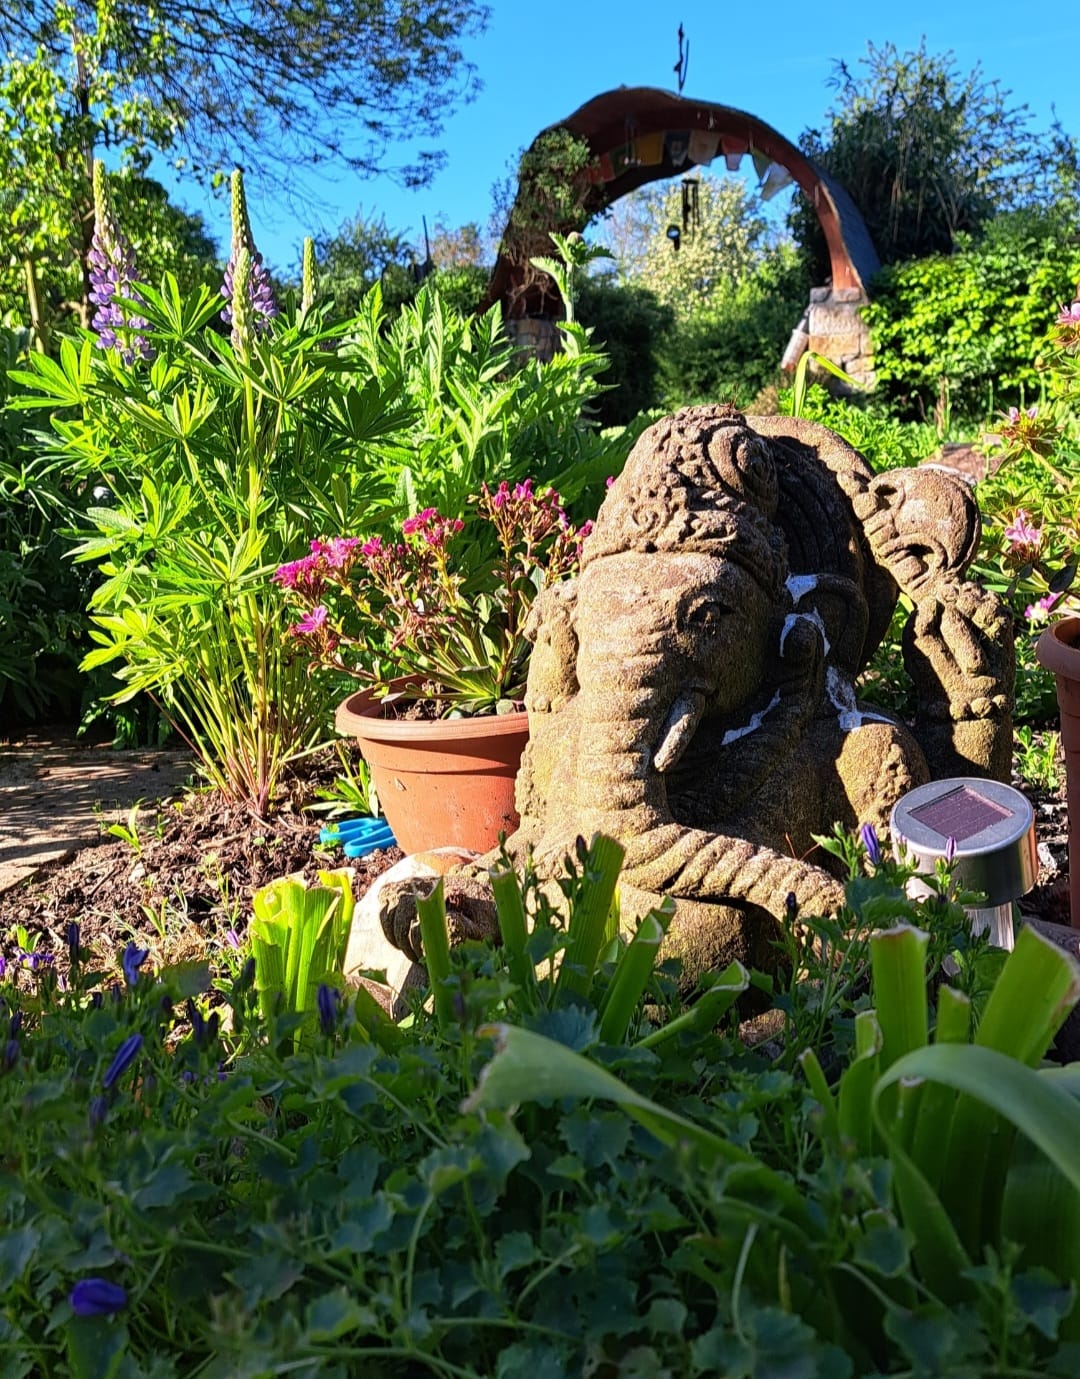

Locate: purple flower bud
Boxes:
[0,956,6,979]
[784,891,799,919]
[2,1039,18,1072]
[944,835,957,865]
[88,1095,107,1130]
[225,929,241,949]
[859,823,882,866]
[122,943,149,987]
[102,1033,143,1091]
[91,991,103,1010]
[317,983,340,1037]
[70,1278,128,1317]
[66,922,81,966]
[8,1010,22,1039]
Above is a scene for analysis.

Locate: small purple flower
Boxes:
[102,1033,143,1091]
[1026,592,1063,625]
[88,1095,108,1130]
[317,983,341,1037]
[784,891,799,920]
[70,1278,128,1317]
[944,836,957,865]
[224,929,241,949]
[122,943,149,987]
[0,956,6,980]
[2,1039,18,1072]
[66,922,81,966]
[290,605,329,637]
[859,823,882,866]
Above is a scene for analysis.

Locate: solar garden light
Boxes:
[889,778,1038,951]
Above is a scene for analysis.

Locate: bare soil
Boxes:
[0,733,401,984]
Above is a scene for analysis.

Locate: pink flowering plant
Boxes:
[275,481,592,716]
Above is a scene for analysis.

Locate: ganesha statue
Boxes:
[497,404,1014,977]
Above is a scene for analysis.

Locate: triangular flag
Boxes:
[725,152,743,172]
[751,148,770,181]
[688,130,720,166]
[761,162,794,200]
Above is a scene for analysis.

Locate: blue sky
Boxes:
[164,1,1080,277]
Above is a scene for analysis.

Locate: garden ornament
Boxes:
[496,404,1015,978]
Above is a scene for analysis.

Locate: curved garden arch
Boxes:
[479,87,879,324]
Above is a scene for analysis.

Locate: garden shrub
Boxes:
[864,209,1080,423]
[7,179,628,807]
[574,275,674,427]
[656,246,810,410]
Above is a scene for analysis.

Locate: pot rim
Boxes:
[335,682,529,744]
[1036,615,1080,677]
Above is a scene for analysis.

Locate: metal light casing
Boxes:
[889,777,1038,951]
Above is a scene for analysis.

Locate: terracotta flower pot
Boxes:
[1036,616,1080,927]
[335,685,529,855]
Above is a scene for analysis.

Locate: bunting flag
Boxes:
[688,129,720,166]
[585,152,616,184]
[761,162,795,201]
[635,131,665,166]
[665,131,691,168]
[725,152,743,172]
[750,148,771,181]
[610,143,636,177]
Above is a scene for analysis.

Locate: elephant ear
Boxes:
[748,414,897,674]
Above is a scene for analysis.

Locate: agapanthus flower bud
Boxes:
[944,835,957,865]
[70,1278,128,1317]
[2,1039,17,1072]
[122,942,149,987]
[317,983,341,1037]
[66,922,81,966]
[859,823,882,866]
[89,161,155,366]
[102,1032,143,1091]
[88,1095,107,1130]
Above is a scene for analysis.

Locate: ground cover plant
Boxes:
[4,833,1080,1376]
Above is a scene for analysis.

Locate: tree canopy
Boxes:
[0,2,490,188]
[793,39,1073,271]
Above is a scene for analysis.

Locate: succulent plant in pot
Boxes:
[274,479,592,852]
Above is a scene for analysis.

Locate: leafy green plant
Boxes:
[1014,725,1062,792]
[249,869,355,1047]
[5,834,1080,1376]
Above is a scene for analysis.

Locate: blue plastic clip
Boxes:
[319,816,396,859]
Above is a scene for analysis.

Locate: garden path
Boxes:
[0,731,194,901]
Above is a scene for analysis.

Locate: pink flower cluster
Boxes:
[1055,296,1080,349]
[271,481,594,708]
[1002,508,1042,566]
[1025,592,1063,624]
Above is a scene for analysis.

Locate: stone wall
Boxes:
[782,286,876,392]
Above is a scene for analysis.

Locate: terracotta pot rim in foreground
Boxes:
[1036,615,1080,676]
[334,683,529,746]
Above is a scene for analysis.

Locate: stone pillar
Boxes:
[804,286,876,391]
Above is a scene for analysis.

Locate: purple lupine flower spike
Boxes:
[89,161,155,366]
[221,169,278,341]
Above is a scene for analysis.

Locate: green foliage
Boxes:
[315,209,418,318]
[656,245,810,408]
[575,274,674,426]
[0,2,489,190]
[0,327,93,720]
[250,870,354,1048]
[781,386,939,471]
[5,835,1080,1375]
[864,210,1080,422]
[793,40,1066,272]
[494,128,594,294]
[607,174,774,320]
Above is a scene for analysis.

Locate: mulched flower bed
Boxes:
[0,734,1072,986]
[0,749,403,984]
